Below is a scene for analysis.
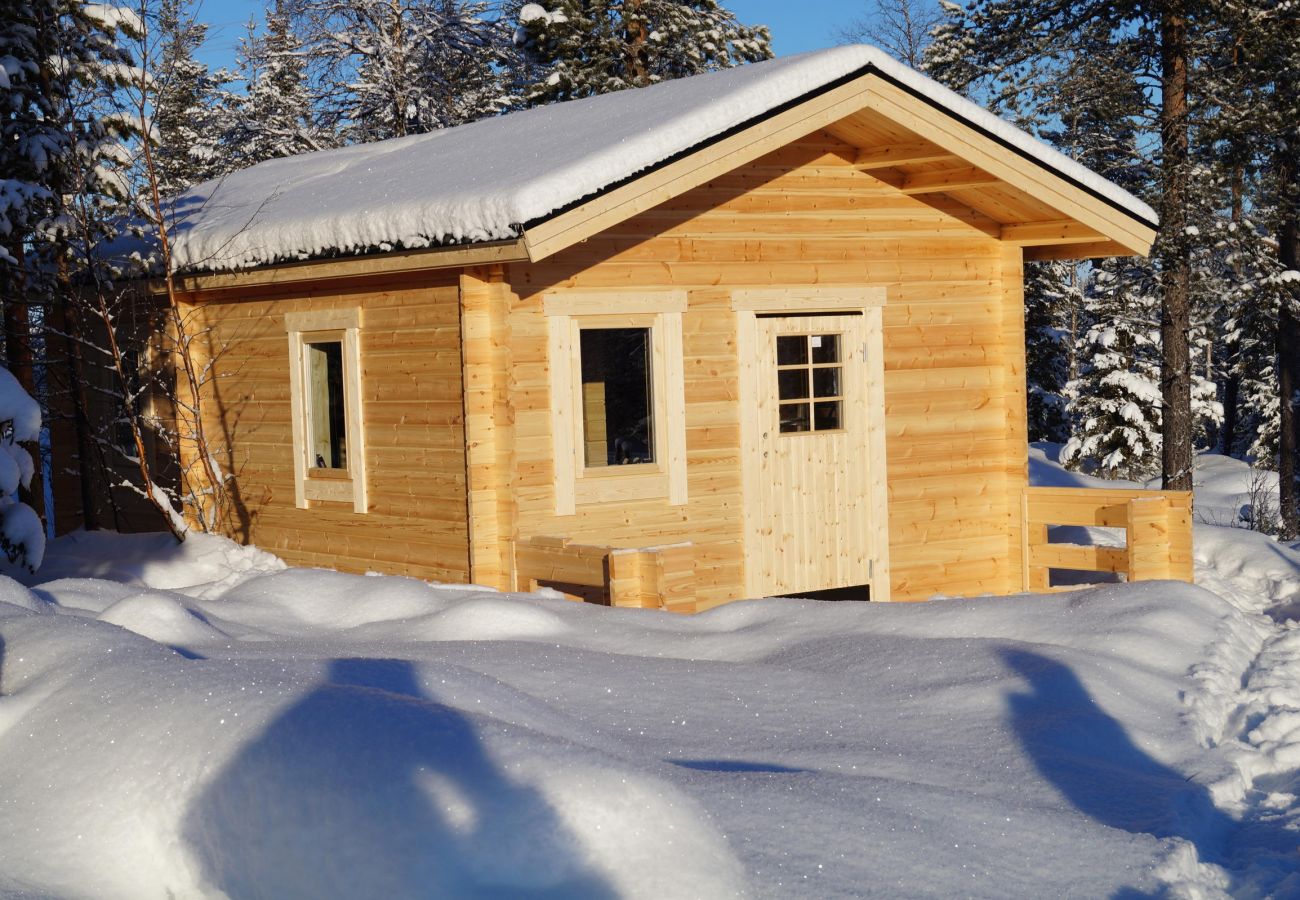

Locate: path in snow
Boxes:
[1180,526,1300,896]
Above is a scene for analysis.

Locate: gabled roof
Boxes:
[163,45,1158,277]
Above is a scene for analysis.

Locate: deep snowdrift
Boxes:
[0,453,1296,898]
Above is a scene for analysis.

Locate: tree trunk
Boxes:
[1278,308,1300,539]
[1277,136,1300,538]
[1218,157,1247,456]
[53,275,101,531]
[1158,3,1194,491]
[623,0,648,86]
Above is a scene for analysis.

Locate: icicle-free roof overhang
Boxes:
[160,45,1158,291]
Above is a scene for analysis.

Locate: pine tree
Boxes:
[152,0,226,195]
[515,0,772,105]
[1,0,143,531]
[1023,261,1079,443]
[222,3,326,168]
[1061,259,1165,481]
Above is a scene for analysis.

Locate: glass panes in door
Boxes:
[776,333,843,434]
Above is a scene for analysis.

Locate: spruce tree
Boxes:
[2,0,141,530]
[223,3,326,168]
[1023,261,1079,443]
[1061,259,1164,481]
[515,0,772,105]
[153,0,226,194]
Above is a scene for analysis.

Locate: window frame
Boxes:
[544,291,688,516]
[285,308,367,512]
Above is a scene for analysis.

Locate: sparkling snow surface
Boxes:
[1,454,1297,898]
[158,46,1158,273]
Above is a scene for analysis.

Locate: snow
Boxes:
[0,366,43,576]
[146,46,1158,273]
[2,453,1299,896]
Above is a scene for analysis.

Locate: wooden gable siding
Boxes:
[191,273,472,581]
[506,131,1027,607]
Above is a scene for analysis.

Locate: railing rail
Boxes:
[1022,487,1194,591]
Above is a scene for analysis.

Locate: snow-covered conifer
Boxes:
[1024,261,1080,443]
[515,0,771,105]
[1061,259,1164,480]
[153,0,227,194]
[0,365,44,574]
[222,3,327,168]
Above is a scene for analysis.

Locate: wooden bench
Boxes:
[514,536,696,613]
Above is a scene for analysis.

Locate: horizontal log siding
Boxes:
[191,274,472,582]
[508,132,1020,606]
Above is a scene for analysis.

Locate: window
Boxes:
[285,308,366,512]
[580,327,655,467]
[776,333,843,433]
[544,292,688,515]
[306,340,347,469]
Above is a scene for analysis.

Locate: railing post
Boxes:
[1127,496,1172,581]
[1023,489,1049,591]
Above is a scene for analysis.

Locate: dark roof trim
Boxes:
[521,61,1160,235]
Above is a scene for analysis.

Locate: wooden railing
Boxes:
[514,536,696,613]
[1022,487,1194,591]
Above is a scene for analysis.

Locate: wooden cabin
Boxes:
[127,47,1193,611]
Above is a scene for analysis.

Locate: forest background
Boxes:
[1,0,1297,550]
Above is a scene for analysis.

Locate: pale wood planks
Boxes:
[506,132,1020,606]
[1023,487,1194,588]
[189,274,473,581]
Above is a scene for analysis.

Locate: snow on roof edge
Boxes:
[157,46,1157,276]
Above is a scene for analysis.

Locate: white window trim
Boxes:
[544,291,687,516]
[285,308,367,513]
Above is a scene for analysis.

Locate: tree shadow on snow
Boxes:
[182,658,616,899]
[1001,649,1235,874]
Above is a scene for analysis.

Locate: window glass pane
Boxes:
[814,400,842,431]
[779,402,810,433]
[776,335,807,365]
[307,341,347,469]
[778,368,809,401]
[813,367,840,398]
[811,334,840,364]
[580,327,654,467]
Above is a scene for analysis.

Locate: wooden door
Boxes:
[747,313,878,597]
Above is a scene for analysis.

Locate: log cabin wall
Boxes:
[506,130,1028,607]
[189,271,473,582]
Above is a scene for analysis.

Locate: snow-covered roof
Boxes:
[164,45,1159,273]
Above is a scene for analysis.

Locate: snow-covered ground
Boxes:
[0,453,1297,898]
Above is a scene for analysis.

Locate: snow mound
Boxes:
[409,594,570,641]
[0,576,50,614]
[98,591,229,647]
[210,568,453,633]
[0,612,744,899]
[30,529,286,599]
[143,45,1155,274]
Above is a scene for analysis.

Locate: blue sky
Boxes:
[193,0,868,72]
